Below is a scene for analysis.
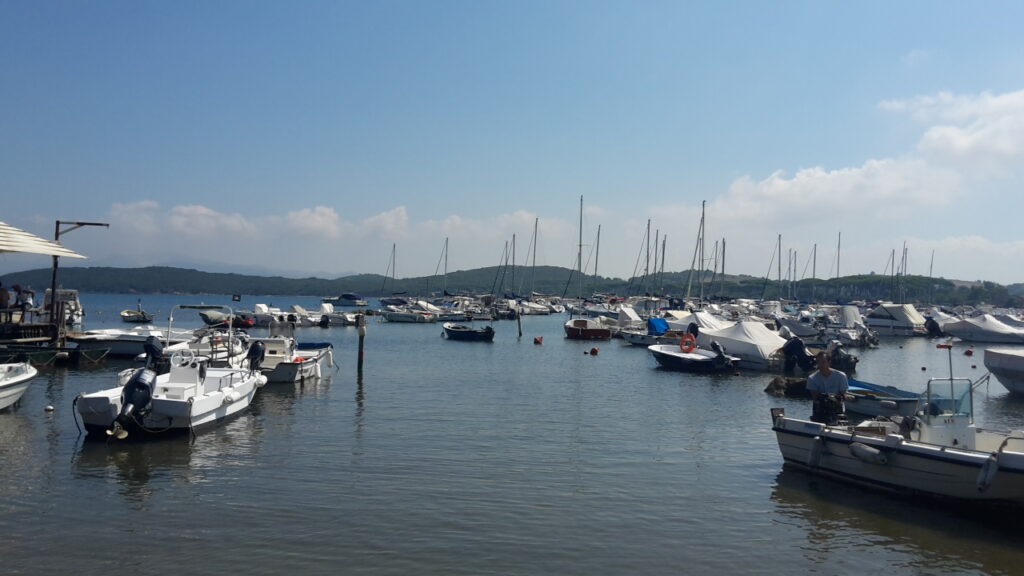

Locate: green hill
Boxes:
[1,266,1019,307]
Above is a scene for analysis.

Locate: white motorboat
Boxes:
[76,349,267,439]
[771,344,1024,503]
[322,293,368,307]
[0,362,38,411]
[984,347,1024,393]
[248,322,334,383]
[67,326,192,357]
[648,342,739,373]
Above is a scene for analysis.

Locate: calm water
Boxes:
[3,293,1024,575]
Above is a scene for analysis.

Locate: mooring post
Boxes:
[356,313,366,376]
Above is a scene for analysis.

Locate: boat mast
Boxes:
[578,195,584,302]
[531,217,538,297]
[594,224,601,293]
[443,237,448,296]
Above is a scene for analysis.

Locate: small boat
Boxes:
[845,378,921,418]
[0,362,38,411]
[648,341,739,373]
[67,326,192,358]
[770,343,1024,503]
[984,347,1024,393]
[442,322,495,342]
[564,317,613,340]
[75,349,267,440]
[247,321,335,382]
[322,293,368,307]
[198,309,256,329]
[121,300,154,323]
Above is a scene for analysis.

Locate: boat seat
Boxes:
[158,383,196,400]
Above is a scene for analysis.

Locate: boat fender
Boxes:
[680,333,697,354]
[223,390,244,404]
[807,435,824,467]
[850,442,888,465]
[977,452,999,492]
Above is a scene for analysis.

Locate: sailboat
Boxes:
[564,196,612,340]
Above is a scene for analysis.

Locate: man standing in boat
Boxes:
[807,351,848,424]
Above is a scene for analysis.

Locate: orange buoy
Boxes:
[534,336,543,345]
[679,333,697,353]
[589,347,599,356]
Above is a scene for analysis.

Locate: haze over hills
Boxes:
[1,265,1021,308]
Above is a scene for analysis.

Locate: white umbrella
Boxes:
[0,221,85,259]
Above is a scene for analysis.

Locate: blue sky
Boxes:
[3,1,1023,285]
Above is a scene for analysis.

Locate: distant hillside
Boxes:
[1,266,1019,307]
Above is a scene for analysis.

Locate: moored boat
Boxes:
[771,343,1024,503]
[648,341,739,373]
[0,362,38,411]
[75,349,266,440]
[442,322,495,342]
[564,317,613,340]
[984,347,1024,394]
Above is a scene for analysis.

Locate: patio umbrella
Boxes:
[0,221,85,259]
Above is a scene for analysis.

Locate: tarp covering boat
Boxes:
[695,321,787,371]
[943,314,1024,343]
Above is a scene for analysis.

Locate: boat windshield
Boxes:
[924,377,974,421]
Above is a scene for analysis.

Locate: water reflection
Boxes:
[771,466,1024,574]
[72,413,264,509]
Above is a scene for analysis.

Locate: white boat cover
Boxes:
[0,221,86,258]
[663,310,733,332]
[942,314,1024,343]
[617,305,643,328]
[695,321,787,370]
[866,302,926,326]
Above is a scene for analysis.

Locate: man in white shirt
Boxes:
[807,351,848,423]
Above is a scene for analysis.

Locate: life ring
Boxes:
[680,333,697,353]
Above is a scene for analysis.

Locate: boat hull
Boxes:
[564,319,612,340]
[0,363,38,410]
[772,414,1024,502]
[984,348,1024,394]
[648,345,737,373]
[77,366,265,439]
[442,323,495,342]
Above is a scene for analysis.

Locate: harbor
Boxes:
[3,292,1024,575]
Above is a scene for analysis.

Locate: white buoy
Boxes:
[44,405,54,412]
[978,452,999,492]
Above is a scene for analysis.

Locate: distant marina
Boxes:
[2,291,1024,574]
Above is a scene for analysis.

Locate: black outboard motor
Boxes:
[709,340,731,369]
[143,336,163,369]
[924,316,943,338]
[247,340,267,374]
[811,394,846,425]
[109,368,157,439]
[687,322,700,338]
[319,314,330,328]
[782,336,815,374]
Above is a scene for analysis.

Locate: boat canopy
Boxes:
[867,302,926,325]
[943,314,1024,343]
[647,317,670,335]
[696,321,788,369]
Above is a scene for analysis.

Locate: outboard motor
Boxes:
[108,368,157,439]
[143,336,163,369]
[811,394,846,425]
[782,336,815,374]
[319,314,330,328]
[247,340,266,374]
[924,316,943,338]
[709,340,731,369]
[828,340,858,373]
[687,322,700,338]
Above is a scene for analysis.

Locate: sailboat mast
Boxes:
[578,195,583,301]
[443,237,448,296]
[699,201,705,302]
[532,218,538,297]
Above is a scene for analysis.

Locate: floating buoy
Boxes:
[44,405,54,412]
[589,347,599,356]
[534,336,543,345]
[921,367,927,371]
[965,347,975,357]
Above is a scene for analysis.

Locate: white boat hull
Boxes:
[77,363,266,438]
[984,348,1024,393]
[0,363,38,411]
[772,413,1024,502]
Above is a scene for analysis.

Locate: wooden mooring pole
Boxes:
[356,313,366,377]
